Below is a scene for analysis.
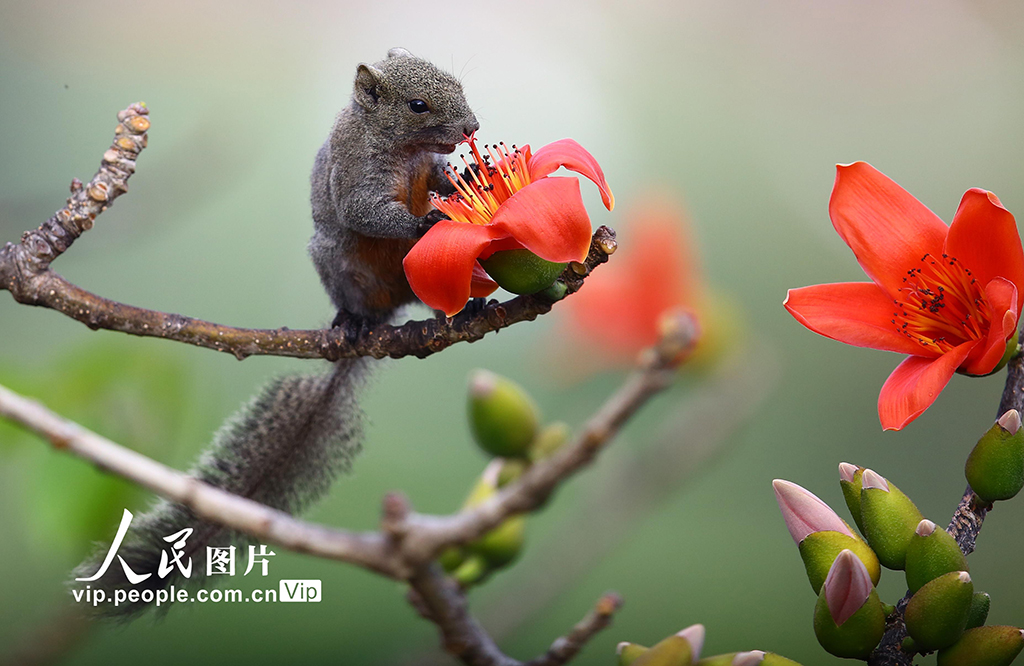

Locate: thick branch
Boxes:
[0,105,617,362]
[868,342,1024,666]
[0,384,397,576]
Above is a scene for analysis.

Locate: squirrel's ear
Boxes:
[387,47,412,59]
[354,64,383,109]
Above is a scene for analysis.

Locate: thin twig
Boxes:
[868,342,1024,666]
[0,104,617,362]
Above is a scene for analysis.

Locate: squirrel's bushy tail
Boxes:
[72,358,368,619]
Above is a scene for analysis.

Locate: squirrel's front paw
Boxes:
[417,209,449,237]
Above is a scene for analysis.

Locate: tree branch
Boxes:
[0,104,617,362]
[0,316,695,665]
[868,339,1024,666]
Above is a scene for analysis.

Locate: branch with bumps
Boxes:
[0,310,699,666]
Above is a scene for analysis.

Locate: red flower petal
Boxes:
[830,162,949,297]
[877,341,978,431]
[528,139,615,211]
[403,220,505,316]
[784,282,932,356]
[490,177,593,263]
[961,277,1018,376]
[470,262,499,298]
[944,188,1024,316]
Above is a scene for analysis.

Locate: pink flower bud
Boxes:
[824,549,874,626]
[732,651,765,666]
[861,469,890,492]
[998,409,1022,435]
[676,624,705,659]
[773,479,854,543]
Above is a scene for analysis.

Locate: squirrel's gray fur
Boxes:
[73,48,477,618]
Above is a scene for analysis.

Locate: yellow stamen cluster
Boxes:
[432,139,532,225]
[892,253,992,353]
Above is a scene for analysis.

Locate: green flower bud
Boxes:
[859,469,924,570]
[967,592,992,630]
[937,626,1024,666]
[618,642,649,666]
[452,553,489,587]
[695,651,803,666]
[468,370,540,458]
[479,249,566,295]
[529,421,571,462]
[904,519,969,594]
[799,531,881,594]
[632,625,705,666]
[965,410,1024,503]
[438,546,466,573]
[839,462,866,535]
[496,458,530,487]
[813,550,886,659]
[693,653,737,666]
[759,655,803,666]
[462,462,501,509]
[905,571,974,651]
[468,514,526,569]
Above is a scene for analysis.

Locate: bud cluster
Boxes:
[616,624,801,666]
[774,437,1024,663]
[439,370,572,587]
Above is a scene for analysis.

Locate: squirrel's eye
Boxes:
[408,99,430,114]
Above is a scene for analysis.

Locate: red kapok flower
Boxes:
[785,162,1024,431]
[403,137,614,316]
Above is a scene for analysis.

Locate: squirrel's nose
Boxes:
[463,116,480,138]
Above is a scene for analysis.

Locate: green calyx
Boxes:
[479,249,566,295]
[813,585,886,659]
[904,520,969,594]
[467,514,526,569]
[859,472,924,570]
[839,464,866,535]
[965,412,1024,503]
[468,370,540,458]
[618,642,650,666]
[630,634,694,666]
[937,626,1024,666]
[799,530,881,594]
[905,571,974,651]
[967,592,992,630]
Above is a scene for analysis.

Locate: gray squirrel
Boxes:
[73,48,479,618]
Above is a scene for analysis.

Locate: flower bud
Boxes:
[773,480,880,592]
[965,410,1024,503]
[695,651,803,666]
[630,624,705,666]
[859,469,924,570]
[438,546,466,573]
[462,461,501,509]
[904,519,969,594]
[937,626,1024,666]
[530,421,571,462]
[905,571,974,651]
[451,553,489,587]
[617,642,649,666]
[479,248,566,295]
[839,462,867,535]
[496,458,530,487]
[967,592,991,630]
[468,514,526,569]
[813,550,886,658]
[468,370,540,458]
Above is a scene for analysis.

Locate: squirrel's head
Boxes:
[352,48,479,154]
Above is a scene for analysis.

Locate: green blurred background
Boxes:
[3,1,1024,663]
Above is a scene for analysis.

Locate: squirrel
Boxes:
[73,48,479,617]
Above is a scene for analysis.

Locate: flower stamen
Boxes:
[433,137,532,226]
[893,253,992,353]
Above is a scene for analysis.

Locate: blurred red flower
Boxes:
[403,137,614,316]
[785,162,1024,431]
[561,199,706,365]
